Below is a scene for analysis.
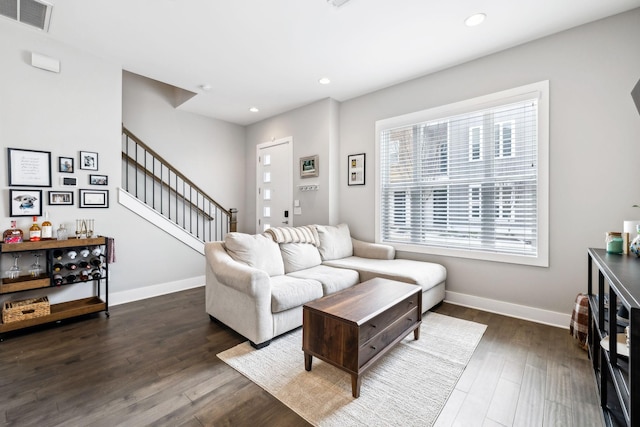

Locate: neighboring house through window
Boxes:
[375,81,549,266]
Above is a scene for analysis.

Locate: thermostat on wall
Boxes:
[60,176,77,186]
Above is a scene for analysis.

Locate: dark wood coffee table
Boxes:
[302,277,422,398]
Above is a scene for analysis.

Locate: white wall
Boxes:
[338,9,640,317]
[244,98,338,231]
[0,23,247,307]
[122,71,246,220]
[0,22,125,304]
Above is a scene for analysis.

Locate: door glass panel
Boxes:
[263,207,271,217]
[263,188,271,200]
[264,154,271,165]
[263,172,271,183]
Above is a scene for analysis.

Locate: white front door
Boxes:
[256,137,293,233]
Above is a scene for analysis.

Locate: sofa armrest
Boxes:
[205,242,271,298]
[351,238,395,260]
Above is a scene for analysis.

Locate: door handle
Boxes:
[282,220,289,224]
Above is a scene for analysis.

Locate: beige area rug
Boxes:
[217,312,486,427]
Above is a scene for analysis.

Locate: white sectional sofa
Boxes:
[205,224,446,348]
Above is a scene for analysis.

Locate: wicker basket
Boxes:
[2,296,50,324]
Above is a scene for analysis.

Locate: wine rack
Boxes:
[0,237,110,338]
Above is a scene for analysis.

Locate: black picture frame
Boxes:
[348,153,366,186]
[79,151,99,171]
[89,174,108,185]
[79,189,109,208]
[7,148,52,187]
[9,189,43,217]
[59,156,74,173]
[48,191,74,206]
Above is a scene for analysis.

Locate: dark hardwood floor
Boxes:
[0,288,603,426]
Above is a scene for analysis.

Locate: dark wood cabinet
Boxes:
[302,278,422,397]
[588,248,640,427]
[0,237,109,338]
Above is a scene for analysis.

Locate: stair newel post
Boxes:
[229,208,238,232]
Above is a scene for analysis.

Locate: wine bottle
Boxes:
[41,212,53,240]
[29,216,41,241]
[53,274,63,286]
[3,220,24,243]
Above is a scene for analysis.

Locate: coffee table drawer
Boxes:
[358,306,420,366]
[359,293,419,345]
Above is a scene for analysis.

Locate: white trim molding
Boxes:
[118,188,204,254]
[445,290,571,329]
[110,276,204,306]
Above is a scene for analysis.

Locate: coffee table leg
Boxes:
[351,374,361,398]
[305,353,313,371]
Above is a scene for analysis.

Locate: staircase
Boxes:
[120,126,235,254]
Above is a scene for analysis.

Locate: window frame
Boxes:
[374,81,549,267]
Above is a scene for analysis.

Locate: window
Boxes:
[375,81,549,266]
[495,121,515,158]
[469,126,482,161]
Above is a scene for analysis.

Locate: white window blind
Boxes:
[376,82,549,266]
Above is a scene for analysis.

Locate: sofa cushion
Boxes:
[315,223,353,261]
[224,232,285,277]
[280,243,322,273]
[287,265,360,295]
[323,257,447,292]
[270,275,323,313]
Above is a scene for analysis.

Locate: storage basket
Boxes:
[2,296,50,324]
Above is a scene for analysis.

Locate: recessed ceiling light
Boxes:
[318,77,331,85]
[464,13,486,27]
[249,107,259,113]
[199,84,212,91]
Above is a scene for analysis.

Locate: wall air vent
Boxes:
[0,0,53,32]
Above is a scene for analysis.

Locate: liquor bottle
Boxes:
[3,220,24,243]
[41,212,53,240]
[56,223,68,241]
[29,216,41,241]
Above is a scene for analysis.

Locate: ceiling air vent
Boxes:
[0,0,53,32]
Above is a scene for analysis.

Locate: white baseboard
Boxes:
[109,276,205,307]
[444,290,571,329]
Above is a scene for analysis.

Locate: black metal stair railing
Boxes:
[121,126,236,243]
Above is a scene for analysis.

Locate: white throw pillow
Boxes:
[315,223,353,261]
[280,243,322,273]
[224,232,285,276]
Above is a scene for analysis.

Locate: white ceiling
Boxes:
[41,0,640,125]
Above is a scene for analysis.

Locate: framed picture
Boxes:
[79,151,98,171]
[89,174,108,185]
[48,191,74,206]
[79,189,109,208]
[300,155,319,178]
[59,156,74,173]
[348,153,366,186]
[7,148,52,187]
[9,189,43,217]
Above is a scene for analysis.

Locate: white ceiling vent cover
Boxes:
[0,0,53,31]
